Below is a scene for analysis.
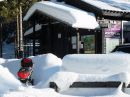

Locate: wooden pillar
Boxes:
[121,21,124,44]
[33,16,36,56]
[76,28,80,54]
[48,18,51,52]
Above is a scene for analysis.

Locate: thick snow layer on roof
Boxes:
[62,54,130,74]
[23,1,99,29]
[99,0,130,10]
[82,0,130,11]
[24,24,42,36]
[82,0,122,11]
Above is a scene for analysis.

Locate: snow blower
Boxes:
[17,58,34,85]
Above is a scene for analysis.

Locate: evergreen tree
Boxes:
[0,0,39,58]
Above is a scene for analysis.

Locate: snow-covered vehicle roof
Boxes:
[62,54,130,74]
[48,53,130,92]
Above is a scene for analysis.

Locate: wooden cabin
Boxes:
[23,1,100,58]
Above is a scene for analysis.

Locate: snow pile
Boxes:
[62,54,130,74]
[50,54,130,91]
[1,88,83,97]
[0,65,22,93]
[49,71,78,91]
[1,53,130,96]
[0,58,6,65]
[2,53,62,87]
[2,59,21,77]
[30,53,62,87]
[49,71,130,91]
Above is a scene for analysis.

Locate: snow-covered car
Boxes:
[112,44,130,53]
[49,54,130,96]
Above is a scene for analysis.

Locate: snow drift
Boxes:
[1,53,130,96]
[0,53,62,90]
[48,53,130,91]
[0,65,22,93]
[62,54,130,74]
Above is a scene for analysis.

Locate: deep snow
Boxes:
[0,53,130,97]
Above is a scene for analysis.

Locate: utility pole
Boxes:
[19,5,24,58]
[16,13,20,58]
[0,23,2,57]
[16,0,24,58]
[33,16,36,56]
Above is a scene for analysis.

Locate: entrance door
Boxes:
[81,35,95,54]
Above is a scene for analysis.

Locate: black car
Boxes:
[112,44,130,53]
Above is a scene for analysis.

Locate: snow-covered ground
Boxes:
[0,53,130,97]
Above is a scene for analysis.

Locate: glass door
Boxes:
[82,35,95,54]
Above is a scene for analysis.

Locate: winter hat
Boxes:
[21,58,33,67]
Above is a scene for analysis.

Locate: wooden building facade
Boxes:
[64,0,130,53]
[23,0,130,57]
[23,1,101,58]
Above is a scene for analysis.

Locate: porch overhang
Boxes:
[23,1,100,29]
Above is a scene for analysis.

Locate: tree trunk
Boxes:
[16,14,20,58]
[0,23,2,57]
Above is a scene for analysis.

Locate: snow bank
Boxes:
[30,53,62,86]
[1,88,83,97]
[0,58,6,65]
[62,54,130,74]
[2,86,130,97]
[49,71,78,91]
[0,65,22,93]
[2,53,62,86]
[54,54,130,91]
[49,71,130,92]
[2,59,21,77]
[1,53,130,96]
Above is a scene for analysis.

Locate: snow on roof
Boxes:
[99,0,130,10]
[24,24,42,36]
[23,1,99,29]
[82,0,130,12]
